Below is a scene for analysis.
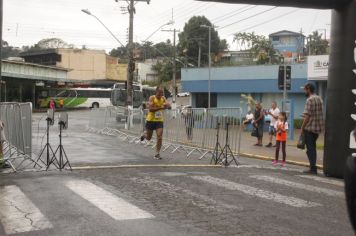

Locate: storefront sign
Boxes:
[307,55,329,80]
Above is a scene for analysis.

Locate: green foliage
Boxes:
[151,60,174,83]
[294,119,304,129]
[177,16,221,67]
[307,31,329,55]
[1,40,21,59]
[233,32,276,65]
[219,39,229,51]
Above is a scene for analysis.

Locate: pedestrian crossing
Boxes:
[0,186,52,235]
[66,180,154,221]
[0,169,346,235]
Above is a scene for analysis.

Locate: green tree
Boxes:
[1,40,21,59]
[307,31,329,55]
[109,46,128,59]
[35,38,74,49]
[153,40,173,58]
[178,16,221,66]
[219,39,229,51]
[233,32,276,64]
[151,60,172,83]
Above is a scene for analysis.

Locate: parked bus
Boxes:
[110,83,170,108]
[37,87,112,109]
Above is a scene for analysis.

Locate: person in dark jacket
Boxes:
[253,102,265,146]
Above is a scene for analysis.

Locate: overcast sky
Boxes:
[3,0,331,52]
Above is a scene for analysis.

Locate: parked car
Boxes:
[177,92,190,97]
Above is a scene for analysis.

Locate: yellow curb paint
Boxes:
[241,152,323,170]
[71,164,222,170]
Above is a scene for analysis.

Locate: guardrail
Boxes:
[0,102,42,171]
[88,106,243,163]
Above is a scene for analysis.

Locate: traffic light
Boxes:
[278,65,291,90]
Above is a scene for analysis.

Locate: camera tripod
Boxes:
[211,121,223,165]
[35,118,57,168]
[47,121,72,171]
[216,122,239,167]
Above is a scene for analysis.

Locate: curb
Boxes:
[71,164,222,170]
[240,152,323,170]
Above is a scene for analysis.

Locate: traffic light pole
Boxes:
[283,63,287,100]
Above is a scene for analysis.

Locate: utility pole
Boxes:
[200,25,213,108]
[126,0,135,108]
[115,0,150,108]
[0,0,3,102]
[198,43,201,68]
[162,28,180,110]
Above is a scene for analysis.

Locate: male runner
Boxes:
[140,86,171,159]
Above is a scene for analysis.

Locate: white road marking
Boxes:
[66,180,154,220]
[297,175,344,187]
[191,176,320,208]
[0,185,52,235]
[250,175,344,198]
[131,177,243,212]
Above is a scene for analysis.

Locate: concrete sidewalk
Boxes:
[239,129,324,167]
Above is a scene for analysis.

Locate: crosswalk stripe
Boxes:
[191,176,321,208]
[297,175,344,187]
[131,177,243,212]
[66,180,154,220]
[250,175,344,198]
[0,185,53,235]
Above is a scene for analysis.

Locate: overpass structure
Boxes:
[199,0,356,178]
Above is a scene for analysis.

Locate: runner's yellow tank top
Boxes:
[146,96,165,122]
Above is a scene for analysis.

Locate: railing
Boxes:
[0,102,42,171]
[88,106,243,162]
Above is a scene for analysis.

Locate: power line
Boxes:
[226,8,301,37]
[213,5,258,24]
[211,5,249,22]
[218,6,279,30]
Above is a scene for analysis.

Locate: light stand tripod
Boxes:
[35,117,57,168]
[47,120,72,171]
[211,120,223,164]
[217,122,239,167]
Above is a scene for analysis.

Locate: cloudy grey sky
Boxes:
[3,0,331,51]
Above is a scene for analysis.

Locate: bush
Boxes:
[294,119,303,129]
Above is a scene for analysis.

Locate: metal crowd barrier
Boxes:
[0,102,42,171]
[88,106,243,162]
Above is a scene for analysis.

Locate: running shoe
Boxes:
[154,154,162,160]
[272,160,278,165]
[140,135,145,142]
[280,161,286,167]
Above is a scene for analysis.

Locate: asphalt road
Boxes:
[0,110,353,236]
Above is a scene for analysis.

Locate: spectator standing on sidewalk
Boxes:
[253,102,265,146]
[182,106,194,141]
[266,101,280,147]
[49,99,55,110]
[301,83,324,174]
[273,112,288,166]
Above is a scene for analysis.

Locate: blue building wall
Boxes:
[182,64,310,119]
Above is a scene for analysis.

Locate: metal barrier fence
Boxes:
[0,102,42,171]
[88,106,243,162]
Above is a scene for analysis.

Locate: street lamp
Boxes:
[200,24,213,108]
[81,9,125,48]
[143,20,174,43]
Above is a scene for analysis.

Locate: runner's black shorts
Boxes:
[146,121,164,130]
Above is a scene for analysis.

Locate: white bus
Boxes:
[37,87,112,108]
